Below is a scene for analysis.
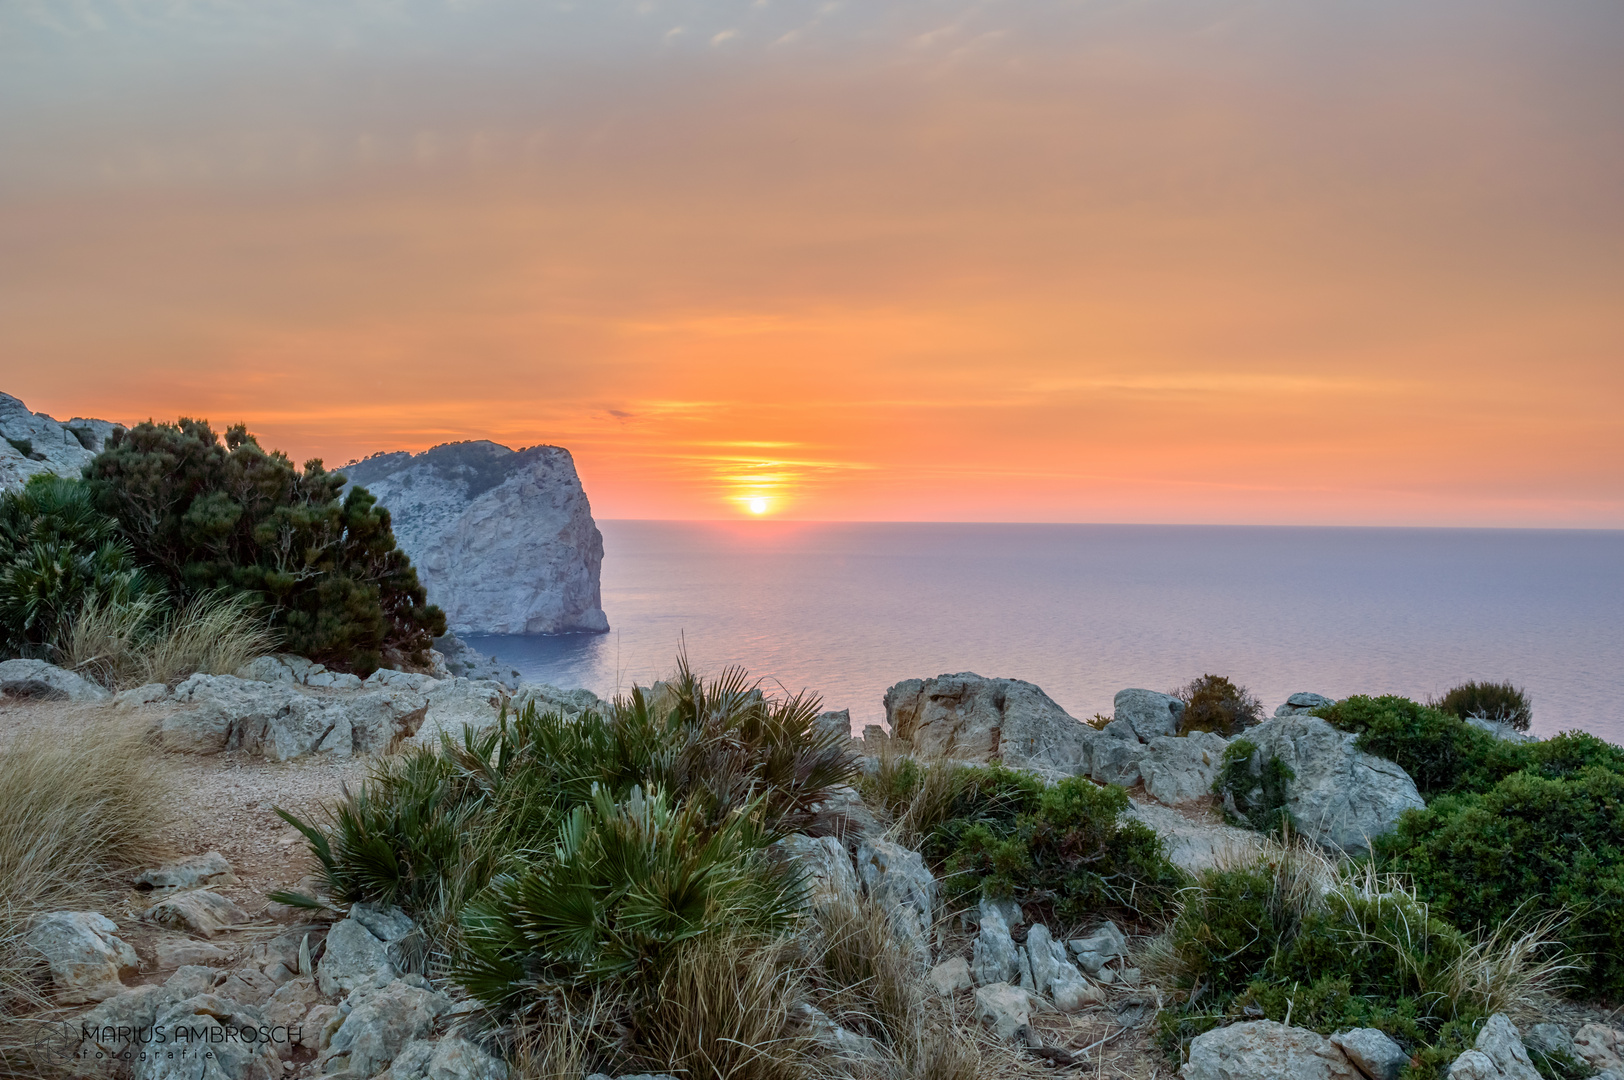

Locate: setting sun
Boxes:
[748,497,770,515]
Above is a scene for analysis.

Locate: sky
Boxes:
[2,1,1621,525]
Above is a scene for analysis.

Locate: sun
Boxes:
[748,496,770,515]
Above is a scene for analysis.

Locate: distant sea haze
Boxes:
[473,522,1624,745]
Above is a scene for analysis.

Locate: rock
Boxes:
[368,668,444,693]
[974,983,1036,1046]
[76,984,172,1054]
[0,392,116,491]
[1067,920,1128,975]
[854,838,937,967]
[809,783,882,842]
[1023,924,1102,1012]
[145,889,249,938]
[928,957,973,995]
[24,911,138,1003]
[386,1036,511,1080]
[814,708,853,739]
[1125,798,1262,872]
[1448,1015,1542,1080]
[341,441,608,635]
[1575,1024,1624,1073]
[1234,715,1425,851]
[776,834,860,910]
[1113,689,1185,741]
[793,1002,878,1059]
[215,965,279,1006]
[1182,1020,1361,1079]
[1464,716,1533,743]
[0,658,109,702]
[409,678,510,745]
[115,682,170,709]
[433,633,524,690]
[134,993,282,1079]
[164,673,428,759]
[980,895,1024,928]
[507,680,605,720]
[883,673,1098,779]
[317,909,418,998]
[1522,1023,1574,1061]
[1089,736,1147,788]
[166,965,223,997]
[1142,731,1230,805]
[1274,692,1334,717]
[153,937,232,969]
[322,979,452,1078]
[136,852,238,891]
[261,975,326,1031]
[971,907,1020,986]
[1330,1028,1410,1080]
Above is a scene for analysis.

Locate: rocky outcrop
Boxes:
[855,838,938,968]
[1141,731,1230,804]
[1274,692,1334,717]
[436,632,524,689]
[0,658,109,702]
[1575,1024,1624,1075]
[883,673,1097,779]
[341,440,608,635]
[776,834,860,911]
[1182,1020,1362,1079]
[1113,689,1185,741]
[1125,799,1262,872]
[1231,714,1425,851]
[0,392,120,492]
[1447,1014,1542,1079]
[974,983,1036,1045]
[162,673,429,759]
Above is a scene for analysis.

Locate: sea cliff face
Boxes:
[0,392,120,492]
[341,440,609,636]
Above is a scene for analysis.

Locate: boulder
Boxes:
[1575,1024,1624,1074]
[1022,924,1102,1012]
[1067,920,1128,976]
[341,441,609,635]
[163,673,428,759]
[971,907,1020,986]
[1522,1023,1575,1063]
[215,965,278,1006]
[1446,1015,1541,1080]
[1090,735,1147,788]
[1274,692,1334,717]
[317,906,419,998]
[1141,731,1230,805]
[322,979,453,1078]
[1233,715,1425,851]
[134,993,282,1079]
[386,1036,511,1080]
[1182,1020,1362,1079]
[776,834,860,910]
[814,708,853,739]
[0,658,109,702]
[145,889,248,938]
[0,392,114,491]
[262,975,327,1031]
[973,983,1036,1046]
[793,1002,878,1060]
[854,839,938,967]
[884,673,1097,778]
[25,911,138,1003]
[76,984,173,1055]
[135,852,238,891]
[928,957,973,995]
[1330,1028,1410,1080]
[115,682,169,709]
[409,678,510,746]
[1113,689,1185,741]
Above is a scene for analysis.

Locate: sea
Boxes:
[469,521,1624,744]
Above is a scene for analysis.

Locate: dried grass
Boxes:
[508,991,612,1080]
[62,592,276,689]
[0,717,168,1028]
[810,894,923,1046]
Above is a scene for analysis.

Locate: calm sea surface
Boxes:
[470,522,1624,744]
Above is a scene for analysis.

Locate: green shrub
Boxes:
[932,770,1184,922]
[1435,680,1533,732]
[84,418,443,673]
[1316,695,1520,799]
[456,785,799,1008]
[1378,765,1624,997]
[0,474,154,658]
[1176,673,1263,735]
[1211,739,1296,832]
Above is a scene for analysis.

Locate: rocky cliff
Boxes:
[341,440,609,636]
[0,392,121,491]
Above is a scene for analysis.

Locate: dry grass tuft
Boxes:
[62,592,276,689]
[810,894,923,1046]
[632,932,821,1080]
[0,717,168,1024]
[507,991,612,1080]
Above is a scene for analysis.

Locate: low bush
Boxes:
[1176,674,1263,735]
[1211,739,1296,832]
[0,475,153,659]
[1156,840,1573,1078]
[1377,765,1624,998]
[1434,680,1533,732]
[935,770,1185,922]
[84,418,443,673]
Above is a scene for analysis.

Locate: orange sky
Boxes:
[2,1,1621,525]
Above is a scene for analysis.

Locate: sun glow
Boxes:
[748,496,770,515]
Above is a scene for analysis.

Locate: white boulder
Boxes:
[388,1036,511,1080]
[776,833,860,911]
[974,983,1036,1046]
[0,658,109,702]
[1448,1015,1541,1079]
[1575,1023,1624,1074]
[971,906,1020,986]
[1233,714,1425,850]
[883,672,1097,778]
[1113,689,1185,741]
[145,889,249,938]
[1182,1020,1362,1079]
[25,911,138,1003]
[321,978,453,1078]
[855,839,938,967]
[341,441,608,635]
[1141,731,1230,804]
